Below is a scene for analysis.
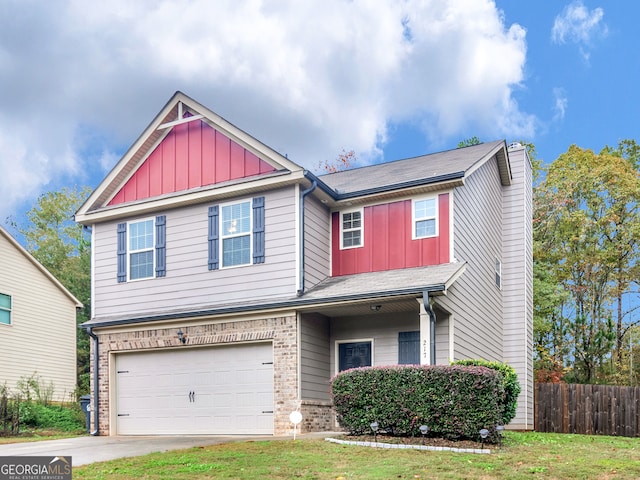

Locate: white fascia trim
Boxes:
[449,189,456,262]
[91,225,96,319]
[76,170,305,224]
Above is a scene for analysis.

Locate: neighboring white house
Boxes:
[0,226,82,401]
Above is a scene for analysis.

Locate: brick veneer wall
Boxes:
[89,314,299,435]
[300,400,337,433]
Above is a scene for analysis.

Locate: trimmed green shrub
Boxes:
[331,365,503,441]
[451,359,520,425]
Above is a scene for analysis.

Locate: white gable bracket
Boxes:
[157,114,205,130]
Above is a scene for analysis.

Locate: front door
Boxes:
[338,341,372,371]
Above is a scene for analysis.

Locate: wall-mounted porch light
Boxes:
[177,329,187,344]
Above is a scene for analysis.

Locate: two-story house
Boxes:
[76,92,533,436]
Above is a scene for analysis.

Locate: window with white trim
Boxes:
[341,209,363,249]
[0,293,11,325]
[413,197,437,239]
[495,258,502,289]
[128,219,155,280]
[221,200,252,267]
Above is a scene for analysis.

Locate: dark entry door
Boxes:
[339,342,372,371]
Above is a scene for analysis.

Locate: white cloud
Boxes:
[552,1,608,61]
[552,88,568,122]
[0,0,532,221]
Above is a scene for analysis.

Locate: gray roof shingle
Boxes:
[302,262,467,300]
[317,140,505,195]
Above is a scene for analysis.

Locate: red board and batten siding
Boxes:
[109,120,276,205]
[331,193,450,276]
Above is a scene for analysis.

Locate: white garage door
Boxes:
[115,343,274,435]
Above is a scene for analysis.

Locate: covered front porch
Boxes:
[294,262,466,430]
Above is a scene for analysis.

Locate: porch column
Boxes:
[417,293,436,365]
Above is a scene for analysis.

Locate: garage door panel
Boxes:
[116,343,274,435]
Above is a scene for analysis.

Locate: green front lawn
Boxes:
[75,431,640,479]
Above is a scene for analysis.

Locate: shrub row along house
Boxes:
[0,226,81,401]
[75,92,533,436]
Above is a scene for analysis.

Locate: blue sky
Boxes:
[0,1,633,232]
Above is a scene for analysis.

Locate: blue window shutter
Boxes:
[253,196,265,264]
[398,331,420,364]
[117,223,127,283]
[155,215,166,277]
[208,206,219,270]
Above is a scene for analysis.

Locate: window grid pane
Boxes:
[222,202,251,236]
[0,293,10,310]
[129,220,154,251]
[0,294,10,325]
[223,236,250,267]
[343,231,361,248]
[415,219,436,237]
[130,251,154,280]
[342,212,361,230]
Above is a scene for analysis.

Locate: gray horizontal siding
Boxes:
[502,146,534,428]
[93,187,298,320]
[435,314,450,364]
[0,235,77,401]
[303,196,331,290]
[300,313,331,401]
[438,155,504,363]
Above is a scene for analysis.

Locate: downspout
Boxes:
[297,178,317,296]
[86,327,100,436]
[423,290,436,365]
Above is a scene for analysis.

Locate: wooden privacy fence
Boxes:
[535,383,640,437]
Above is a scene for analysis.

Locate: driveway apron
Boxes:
[0,435,264,466]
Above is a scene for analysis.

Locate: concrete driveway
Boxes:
[0,434,272,466]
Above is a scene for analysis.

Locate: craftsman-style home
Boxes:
[76,92,533,435]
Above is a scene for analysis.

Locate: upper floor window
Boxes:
[495,258,502,289]
[221,200,252,267]
[117,216,166,283]
[129,219,155,280]
[341,209,363,249]
[413,197,437,239]
[0,293,11,325]
[208,197,265,270]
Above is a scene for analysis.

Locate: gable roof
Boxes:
[76,91,512,222]
[0,226,83,308]
[76,91,305,223]
[316,140,510,201]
